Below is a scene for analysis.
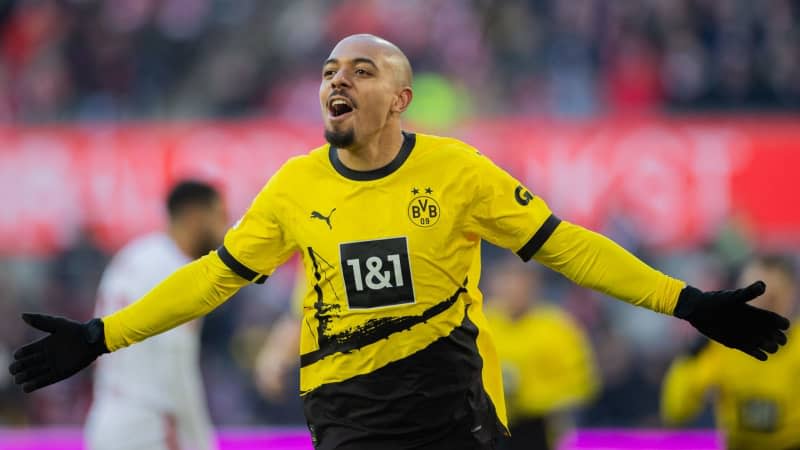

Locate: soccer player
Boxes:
[661,255,800,450]
[484,257,597,450]
[83,181,226,450]
[9,34,790,450]
[253,268,303,401]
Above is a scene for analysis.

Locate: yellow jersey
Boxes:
[221,132,556,446]
[485,305,598,421]
[662,320,800,450]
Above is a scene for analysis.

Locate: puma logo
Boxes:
[310,208,336,230]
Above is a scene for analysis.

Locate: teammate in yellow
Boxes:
[485,257,597,450]
[661,255,800,450]
[9,34,790,450]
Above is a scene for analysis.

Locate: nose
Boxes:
[330,69,352,89]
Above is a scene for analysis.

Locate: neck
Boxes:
[336,124,404,171]
[168,222,195,259]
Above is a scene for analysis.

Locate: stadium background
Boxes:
[0,0,799,449]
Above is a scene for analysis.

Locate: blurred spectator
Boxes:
[484,257,599,450]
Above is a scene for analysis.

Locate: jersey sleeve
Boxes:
[219,165,298,283]
[465,153,559,261]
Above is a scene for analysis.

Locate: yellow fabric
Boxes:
[466,247,508,426]
[222,133,560,428]
[486,305,598,421]
[534,221,685,315]
[662,323,800,450]
[102,252,248,352]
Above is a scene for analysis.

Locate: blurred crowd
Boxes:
[1,0,799,124]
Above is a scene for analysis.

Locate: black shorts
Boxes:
[310,412,501,450]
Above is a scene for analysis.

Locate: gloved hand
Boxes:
[674,281,790,361]
[8,313,109,393]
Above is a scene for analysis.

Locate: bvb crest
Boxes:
[408,187,440,228]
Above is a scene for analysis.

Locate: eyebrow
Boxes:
[323,57,379,70]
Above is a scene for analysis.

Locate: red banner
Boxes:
[1,117,798,255]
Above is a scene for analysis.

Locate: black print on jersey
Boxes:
[302,243,465,368]
[307,246,342,347]
[300,286,466,368]
[310,208,336,230]
[514,185,533,206]
[339,237,415,308]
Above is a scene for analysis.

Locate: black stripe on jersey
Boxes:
[516,214,562,262]
[216,245,267,284]
[329,131,416,181]
[303,306,506,450]
[300,285,466,368]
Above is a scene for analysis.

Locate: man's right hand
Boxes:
[8,313,109,393]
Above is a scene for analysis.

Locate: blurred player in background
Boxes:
[253,266,303,401]
[84,181,226,450]
[485,256,598,450]
[661,254,800,450]
[10,35,790,450]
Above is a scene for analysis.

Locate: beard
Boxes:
[324,127,355,148]
[192,232,221,260]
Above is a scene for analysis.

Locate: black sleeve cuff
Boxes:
[516,214,562,262]
[86,318,110,354]
[673,285,701,319]
[217,245,267,284]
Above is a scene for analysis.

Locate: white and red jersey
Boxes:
[85,233,217,450]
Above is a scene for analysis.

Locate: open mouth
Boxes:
[328,97,355,118]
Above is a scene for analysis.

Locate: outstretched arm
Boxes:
[102,250,248,351]
[534,220,790,360]
[461,147,790,360]
[8,251,248,392]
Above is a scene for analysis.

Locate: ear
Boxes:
[392,87,413,114]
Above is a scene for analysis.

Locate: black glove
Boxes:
[8,313,109,393]
[674,281,790,361]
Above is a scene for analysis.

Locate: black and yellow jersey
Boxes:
[661,321,800,450]
[220,132,556,446]
[102,130,684,449]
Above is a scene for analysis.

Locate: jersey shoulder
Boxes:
[265,143,332,189]
[282,144,330,174]
[412,133,500,175]
[414,133,482,161]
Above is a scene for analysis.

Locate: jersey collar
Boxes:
[328,131,416,181]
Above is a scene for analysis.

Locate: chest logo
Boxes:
[340,237,415,309]
[408,187,440,227]
[310,208,336,230]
